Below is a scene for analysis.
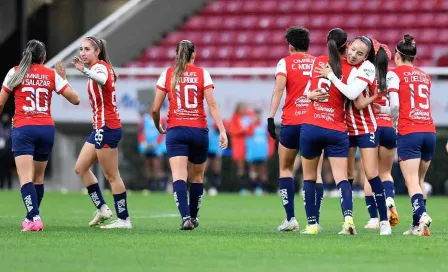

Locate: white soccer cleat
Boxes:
[89,204,113,226]
[364,218,380,229]
[403,225,419,235]
[338,217,357,235]
[379,220,392,235]
[100,218,132,229]
[277,217,299,232]
[386,197,399,227]
[416,212,432,236]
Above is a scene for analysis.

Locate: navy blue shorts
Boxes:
[12,125,55,161]
[87,126,122,149]
[166,126,209,164]
[300,124,349,158]
[349,131,378,148]
[377,126,397,149]
[279,124,301,150]
[397,132,436,162]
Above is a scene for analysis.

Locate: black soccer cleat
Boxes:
[191,218,200,228]
[180,217,194,230]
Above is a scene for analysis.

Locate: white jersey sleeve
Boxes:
[275,58,287,78]
[83,63,108,85]
[54,71,69,95]
[156,69,168,92]
[1,68,15,93]
[356,60,376,86]
[386,70,400,93]
[203,69,214,90]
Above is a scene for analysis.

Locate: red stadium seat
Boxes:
[132,0,447,69]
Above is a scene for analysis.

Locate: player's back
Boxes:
[87,60,120,129]
[159,64,213,129]
[388,65,435,134]
[275,53,316,125]
[305,56,357,132]
[7,64,65,128]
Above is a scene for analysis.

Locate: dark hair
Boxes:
[7,40,46,88]
[327,28,347,79]
[396,34,416,62]
[375,47,389,93]
[285,27,310,52]
[171,40,195,95]
[86,36,118,81]
[356,36,389,93]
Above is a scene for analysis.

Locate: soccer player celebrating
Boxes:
[364,40,399,230]
[267,27,327,232]
[377,34,434,236]
[72,36,132,229]
[152,40,228,230]
[315,35,392,235]
[0,40,80,231]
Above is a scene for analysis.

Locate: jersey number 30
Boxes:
[22,87,49,112]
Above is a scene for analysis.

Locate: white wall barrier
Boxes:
[61,67,448,125]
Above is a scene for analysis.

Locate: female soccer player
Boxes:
[152,40,228,230]
[302,29,381,235]
[315,36,392,235]
[378,34,434,236]
[72,36,131,229]
[0,39,80,231]
[230,102,252,195]
[267,26,328,232]
[364,41,399,230]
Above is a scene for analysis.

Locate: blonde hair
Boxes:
[8,40,46,88]
[86,36,118,81]
[170,40,195,95]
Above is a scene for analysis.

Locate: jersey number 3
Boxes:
[22,87,49,112]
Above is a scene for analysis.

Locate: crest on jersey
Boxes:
[364,68,374,78]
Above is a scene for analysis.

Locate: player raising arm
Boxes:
[152,40,227,230]
[0,40,80,231]
[72,36,132,229]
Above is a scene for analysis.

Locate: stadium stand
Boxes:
[127,0,448,69]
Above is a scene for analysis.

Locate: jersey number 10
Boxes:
[176,84,198,109]
[22,87,49,112]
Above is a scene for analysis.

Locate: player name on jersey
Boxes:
[22,73,51,88]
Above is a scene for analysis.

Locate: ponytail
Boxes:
[375,47,389,93]
[7,39,46,89]
[170,40,195,95]
[328,39,342,79]
[86,36,118,81]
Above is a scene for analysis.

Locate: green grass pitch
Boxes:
[0,191,447,272]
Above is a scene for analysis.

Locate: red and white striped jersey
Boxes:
[87,61,121,129]
[345,62,377,136]
[2,64,68,128]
